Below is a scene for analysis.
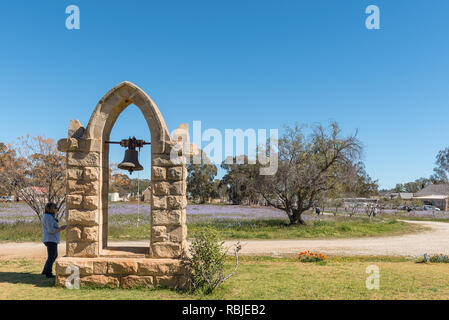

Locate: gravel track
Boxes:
[0,220,447,259]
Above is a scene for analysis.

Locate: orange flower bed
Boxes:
[298,250,326,262]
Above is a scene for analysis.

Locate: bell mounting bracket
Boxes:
[105,137,151,150]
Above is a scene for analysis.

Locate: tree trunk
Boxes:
[289,210,307,225]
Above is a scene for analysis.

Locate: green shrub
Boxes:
[188,227,240,295]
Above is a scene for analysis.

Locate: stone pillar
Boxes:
[65,151,101,257]
[58,124,102,257]
[150,147,188,259]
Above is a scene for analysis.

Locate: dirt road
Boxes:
[0,220,447,259]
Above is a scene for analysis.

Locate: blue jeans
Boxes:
[42,242,58,276]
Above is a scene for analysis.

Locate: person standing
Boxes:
[41,203,66,278]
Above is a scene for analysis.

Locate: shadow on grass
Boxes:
[0,272,56,287]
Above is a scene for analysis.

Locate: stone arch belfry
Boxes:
[56,82,189,289]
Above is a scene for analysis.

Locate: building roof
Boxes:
[414,183,449,197]
[386,192,413,200]
[20,187,47,194]
[414,195,448,200]
[399,193,414,200]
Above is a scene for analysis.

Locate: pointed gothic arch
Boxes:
[57,82,188,262]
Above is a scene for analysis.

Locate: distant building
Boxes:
[342,197,378,208]
[108,192,120,202]
[387,193,414,200]
[18,187,47,202]
[414,184,449,211]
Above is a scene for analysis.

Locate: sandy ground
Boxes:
[0,220,447,259]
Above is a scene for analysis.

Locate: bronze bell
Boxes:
[106,137,150,175]
[118,148,143,174]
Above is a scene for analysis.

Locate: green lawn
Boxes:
[187,217,425,240]
[0,217,425,242]
[1,256,449,300]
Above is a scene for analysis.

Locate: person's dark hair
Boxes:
[44,203,58,214]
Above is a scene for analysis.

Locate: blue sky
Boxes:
[0,1,448,189]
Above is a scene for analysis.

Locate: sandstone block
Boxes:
[151,242,183,258]
[152,226,168,242]
[137,259,187,276]
[67,210,98,226]
[81,275,119,288]
[93,261,108,274]
[122,275,154,289]
[82,226,98,242]
[67,242,98,257]
[66,195,83,209]
[152,166,166,181]
[168,224,187,243]
[66,226,82,242]
[67,168,83,180]
[83,196,98,210]
[155,275,178,288]
[78,139,102,153]
[167,196,187,210]
[67,180,97,195]
[55,259,93,276]
[107,261,138,274]
[151,210,182,226]
[68,152,100,167]
[168,181,185,195]
[57,139,71,153]
[152,182,169,195]
[167,166,186,181]
[152,154,175,167]
[152,195,167,209]
[83,167,99,181]
[68,119,84,139]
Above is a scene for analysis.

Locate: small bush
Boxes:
[298,250,326,263]
[422,253,449,263]
[187,227,240,295]
[313,220,329,227]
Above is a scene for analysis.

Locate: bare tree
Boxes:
[257,122,362,225]
[0,136,66,220]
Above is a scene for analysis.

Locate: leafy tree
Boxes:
[392,178,430,193]
[0,136,66,220]
[393,183,404,193]
[342,162,378,197]
[256,122,362,225]
[431,148,449,183]
[187,161,217,204]
[221,155,260,205]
